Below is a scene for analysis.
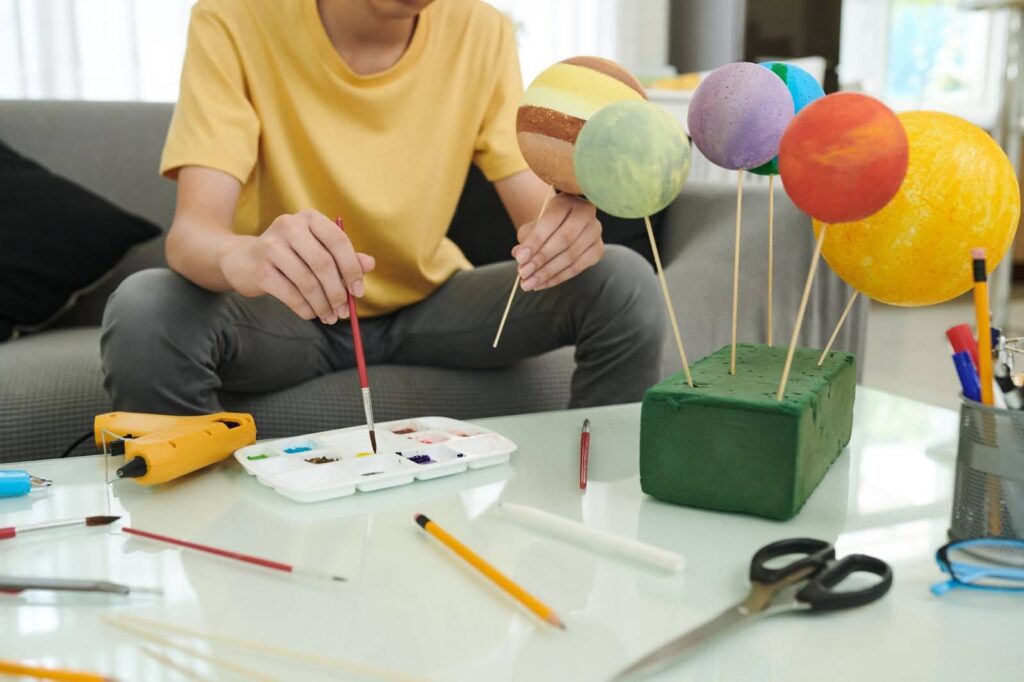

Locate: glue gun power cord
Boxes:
[59,430,94,458]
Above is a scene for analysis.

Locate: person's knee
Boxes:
[589,245,667,336]
[101,269,215,371]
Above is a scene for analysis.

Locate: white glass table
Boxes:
[2,388,1021,681]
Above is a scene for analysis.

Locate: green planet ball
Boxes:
[573,100,691,219]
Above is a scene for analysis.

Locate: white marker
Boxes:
[499,503,685,573]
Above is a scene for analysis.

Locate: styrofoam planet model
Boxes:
[573,100,691,219]
[749,62,825,176]
[517,57,646,195]
[687,62,794,170]
[778,92,908,224]
[814,111,1021,307]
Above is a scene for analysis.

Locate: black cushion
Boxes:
[0,139,161,341]
[448,165,665,267]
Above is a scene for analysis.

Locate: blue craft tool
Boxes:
[0,470,51,498]
[953,351,981,402]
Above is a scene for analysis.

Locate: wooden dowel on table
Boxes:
[817,290,859,366]
[103,616,273,682]
[767,174,774,347]
[777,224,828,401]
[108,614,427,682]
[643,215,693,386]
[493,188,555,349]
[731,169,745,374]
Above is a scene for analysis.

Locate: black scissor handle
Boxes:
[750,538,835,584]
[797,553,893,611]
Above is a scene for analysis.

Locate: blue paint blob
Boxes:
[283,445,313,454]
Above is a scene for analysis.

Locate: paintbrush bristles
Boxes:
[369,429,378,454]
[85,515,121,527]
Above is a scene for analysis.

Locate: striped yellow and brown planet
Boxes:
[517,57,647,195]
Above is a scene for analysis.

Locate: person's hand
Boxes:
[512,194,603,291]
[219,209,375,323]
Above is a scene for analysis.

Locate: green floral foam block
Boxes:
[640,343,855,520]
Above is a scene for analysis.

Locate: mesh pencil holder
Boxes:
[950,398,1024,541]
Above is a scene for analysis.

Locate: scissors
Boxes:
[611,538,893,681]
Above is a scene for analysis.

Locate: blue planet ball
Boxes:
[750,62,825,176]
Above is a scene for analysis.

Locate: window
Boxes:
[840,0,1011,127]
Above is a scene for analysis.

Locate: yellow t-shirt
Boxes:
[161,0,528,317]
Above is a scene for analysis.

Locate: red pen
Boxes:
[579,418,590,490]
[336,217,377,453]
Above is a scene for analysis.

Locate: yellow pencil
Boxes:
[0,659,116,682]
[972,248,994,406]
[414,513,565,629]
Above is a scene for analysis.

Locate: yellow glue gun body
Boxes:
[94,412,256,485]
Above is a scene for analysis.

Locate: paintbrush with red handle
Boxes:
[335,217,376,453]
[0,515,120,540]
[123,527,346,582]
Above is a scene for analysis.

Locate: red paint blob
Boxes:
[778,92,908,224]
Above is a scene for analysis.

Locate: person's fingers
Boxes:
[515,194,572,265]
[307,212,367,298]
[518,208,591,283]
[268,241,335,323]
[356,252,376,274]
[260,265,317,320]
[290,219,348,316]
[522,219,601,290]
[534,240,605,291]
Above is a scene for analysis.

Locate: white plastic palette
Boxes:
[234,417,516,503]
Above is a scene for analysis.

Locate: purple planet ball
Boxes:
[687,62,795,171]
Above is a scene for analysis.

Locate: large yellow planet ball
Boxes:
[814,111,1021,306]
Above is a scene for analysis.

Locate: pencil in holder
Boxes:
[950,397,1024,541]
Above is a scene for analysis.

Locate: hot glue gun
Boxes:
[94,412,256,484]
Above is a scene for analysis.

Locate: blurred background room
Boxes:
[1,0,1022,412]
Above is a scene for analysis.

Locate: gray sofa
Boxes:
[0,100,866,462]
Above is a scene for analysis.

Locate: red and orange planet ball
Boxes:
[778,92,909,224]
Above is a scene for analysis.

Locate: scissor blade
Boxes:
[611,605,753,681]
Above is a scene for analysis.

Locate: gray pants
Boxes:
[100,245,666,413]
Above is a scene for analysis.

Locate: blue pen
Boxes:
[953,351,981,402]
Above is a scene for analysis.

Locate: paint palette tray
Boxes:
[234,417,516,503]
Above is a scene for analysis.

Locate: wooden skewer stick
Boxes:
[777,224,828,401]
[730,170,745,375]
[104,616,274,682]
[110,614,428,682]
[817,290,859,366]
[767,174,775,347]
[140,646,215,682]
[644,215,693,386]
[492,188,555,349]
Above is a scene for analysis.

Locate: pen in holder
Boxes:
[951,397,1024,542]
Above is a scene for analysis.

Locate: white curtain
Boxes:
[1,0,195,101]
[0,0,669,101]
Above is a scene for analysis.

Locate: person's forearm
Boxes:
[165,215,253,292]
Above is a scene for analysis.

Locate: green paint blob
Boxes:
[246,454,269,461]
[573,100,691,219]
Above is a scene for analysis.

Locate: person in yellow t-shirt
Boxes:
[100,0,666,413]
